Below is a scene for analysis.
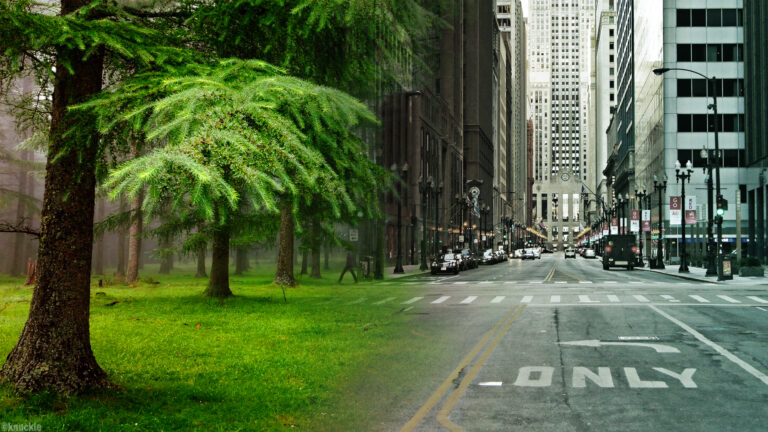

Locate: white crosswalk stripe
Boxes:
[504,281,517,285]
[604,281,618,284]
[491,296,506,304]
[431,296,450,304]
[521,296,533,303]
[460,296,478,304]
[453,282,468,285]
[661,295,680,303]
[633,295,650,302]
[689,295,710,303]
[717,295,741,303]
[607,295,620,303]
[747,296,768,304]
[478,281,493,285]
[347,298,367,305]
[551,295,561,303]
[529,281,543,284]
[579,281,593,284]
[402,297,424,304]
[578,295,599,303]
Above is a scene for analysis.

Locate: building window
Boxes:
[677,9,743,27]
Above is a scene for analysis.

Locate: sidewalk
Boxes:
[638,262,767,286]
[382,264,431,280]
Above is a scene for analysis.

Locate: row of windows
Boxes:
[677,44,743,63]
[677,78,744,98]
[677,149,746,168]
[677,114,745,133]
[676,9,743,27]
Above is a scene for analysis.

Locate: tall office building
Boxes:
[593,0,615,209]
[528,0,595,248]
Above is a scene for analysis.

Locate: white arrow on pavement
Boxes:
[557,339,680,353]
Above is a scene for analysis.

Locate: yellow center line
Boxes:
[435,305,527,431]
[544,262,557,282]
[553,267,585,283]
[399,305,522,432]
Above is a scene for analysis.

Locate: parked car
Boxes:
[494,250,507,262]
[522,249,536,260]
[542,248,554,254]
[564,248,577,259]
[532,248,541,259]
[584,248,596,259]
[460,249,478,269]
[481,249,497,265]
[514,249,524,259]
[431,253,461,275]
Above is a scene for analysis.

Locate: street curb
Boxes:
[638,267,719,284]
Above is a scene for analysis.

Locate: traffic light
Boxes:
[716,195,728,217]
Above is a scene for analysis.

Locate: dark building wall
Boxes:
[615,0,635,193]
[745,0,768,167]
[464,0,496,209]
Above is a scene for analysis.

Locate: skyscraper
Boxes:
[528,0,596,248]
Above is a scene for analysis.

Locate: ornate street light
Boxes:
[635,186,648,267]
[675,160,694,273]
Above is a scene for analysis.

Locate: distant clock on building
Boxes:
[561,172,570,182]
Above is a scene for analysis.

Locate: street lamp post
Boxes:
[653,174,668,269]
[552,194,559,248]
[418,176,431,271]
[392,163,408,274]
[654,67,723,278]
[434,180,443,259]
[635,186,647,267]
[676,160,694,273]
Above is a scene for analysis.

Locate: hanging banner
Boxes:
[621,218,627,234]
[602,223,609,236]
[670,196,682,226]
[685,209,697,225]
[642,209,651,232]
[630,210,640,233]
[610,218,619,235]
[685,196,696,211]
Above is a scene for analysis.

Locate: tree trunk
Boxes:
[310,247,321,278]
[234,246,249,275]
[115,198,127,278]
[0,28,109,393]
[324,244,330,270]
[93,199,104,275]
[274,199,295,286]
[10,151,30,276]
[300,248,308,275]
[205,225,233,298]
[125,180,143,284]
[158,236,172,274]
[196,245,207,278]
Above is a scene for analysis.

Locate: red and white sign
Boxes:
[642,209,651,232]
[685,196,696,211]
[670,196,682,226]
[630,210,640,233]
[610,218,619,235]
[603,223,609,236]
[685,209,697,225]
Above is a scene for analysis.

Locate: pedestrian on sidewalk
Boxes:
[338,250,358,283]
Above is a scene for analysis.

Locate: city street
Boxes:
[342,253,768,431]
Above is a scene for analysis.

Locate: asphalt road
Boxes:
[349,253,768,431]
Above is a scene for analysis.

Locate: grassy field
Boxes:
[0,263,430,431]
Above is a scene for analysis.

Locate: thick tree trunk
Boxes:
[310,247,321,278]
[274,199,295,286]
[158,236,172,274]
[0,31,109,393]
[195,245,207,278]
[115,198,127,278]
[10,151,30,276]
[125,187,142,284]
[300,248,308,275]
[93,199,104,275]
[205,226,233,298]
[234,246,249,275]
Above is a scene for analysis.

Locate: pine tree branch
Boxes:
[0,220,41,238]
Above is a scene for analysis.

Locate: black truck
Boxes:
[602,234,638,270]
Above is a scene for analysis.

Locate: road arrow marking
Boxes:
[558,339,680,353]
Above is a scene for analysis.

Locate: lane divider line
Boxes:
[649,304,768,386]
[399,305,522,432]
[435,305,527,431]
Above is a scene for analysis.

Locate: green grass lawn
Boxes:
[0,264,429,431]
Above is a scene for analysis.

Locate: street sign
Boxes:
[610,218,618,235]
[349,228,359,242]
[685,209,697,225]
[458,235,465,243]
[670,196,682,225]
[642,210,651,232]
